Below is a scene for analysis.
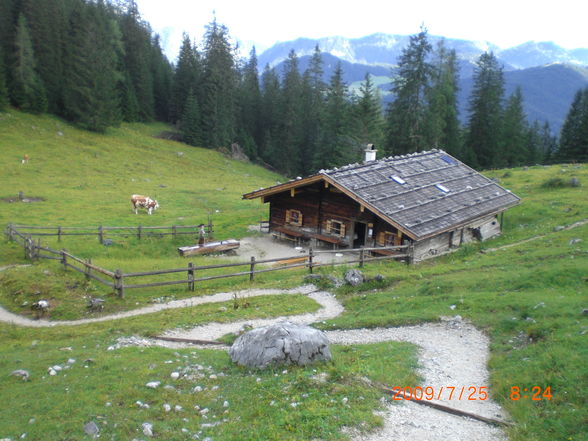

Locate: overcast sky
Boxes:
[135,0,586,61]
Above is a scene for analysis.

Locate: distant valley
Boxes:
[258,34,588,133]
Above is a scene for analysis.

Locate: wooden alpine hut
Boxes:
[243,147,520,262]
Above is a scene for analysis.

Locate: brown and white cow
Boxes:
[131,194,159,215]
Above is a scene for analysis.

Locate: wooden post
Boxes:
[249,256,256,281]
[308,248,314,274]
[359,247,365,268]
[98,226,104,244]
[208,220,214,240]
[85,258,92,281]
[188,262,194,291]
[114,269,124,298]
[57,226,62,242]
[61,250,67,269]
[137,225,142,240]
[36,238,41,259]
[172,225,177,239]
[500,212,505,231]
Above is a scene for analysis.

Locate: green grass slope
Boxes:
[0,109,587,441]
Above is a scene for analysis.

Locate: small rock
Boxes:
[170,372,180,380]
[569,238,582,245]
[163,385,176,391]
[570,177,580,187]
[142,422,154,437]
[344,269,364,286]
[84,421,100,437]
[223,401,229,408]
[193,386,203,393]
[533,302,546,309]
[553,226,565,232]
[163,403,171,412]
[11,370,30,381]
[582,309,588,315]
[48,368,57,376]
[174,405,183,412]
[102,239,113,246]
[209,374,217,380]
[145,381,161,389]
[342,397,349,404]
[449,305,456,310]
[200,408,209,415]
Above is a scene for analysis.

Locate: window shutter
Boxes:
[326,220,332,232]
[340,223,346,237]
[377,232,385,245]
[285,210,291,224]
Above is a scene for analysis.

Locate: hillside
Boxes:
[0,110,587,441]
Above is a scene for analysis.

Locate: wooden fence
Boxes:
[6,223,213,244]
[5,223,412,299]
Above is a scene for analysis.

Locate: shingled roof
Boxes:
[243,149,521,241]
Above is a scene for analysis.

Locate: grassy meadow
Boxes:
[0,109,587,440]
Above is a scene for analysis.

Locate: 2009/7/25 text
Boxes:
[391,386,488,401]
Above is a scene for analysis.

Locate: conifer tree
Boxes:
[259,64,281,163]
[151,35,173,122]
[313,63,354,169]
[278,49,304,175]
[171,33,200,124]
[465,51,505,168]
[558,87,588,162]
[353,72,384,148]
[181,89,201,146]
[11,13,47,113]
[385,27,433,155]
[62,2,121,131]
[237,47,262,158]
[426,42,461,156]
[201,18,238,148]
[501,87,528,166]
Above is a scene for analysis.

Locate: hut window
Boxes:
[285,209,302,226]
[377,231,397,246]
[326,219,346,237]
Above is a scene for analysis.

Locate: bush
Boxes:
[541,177,580,189]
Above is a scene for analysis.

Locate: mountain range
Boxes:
[257,34,588,133]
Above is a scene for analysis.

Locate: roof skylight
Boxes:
[436,184,450,193]
[390,175,406,185]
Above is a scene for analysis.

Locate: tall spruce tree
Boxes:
[385,27,433,155]
[201,19,238,148]
[11,13,47,113]
[426,41,461,156]
[278,49,304,175]
[300,45,326,174]
[151,35,172,122]
[171,33,200,124]
[353,72,384,148]
[501,87,529,166]
[313,63,354,170]
[62,2,121,131]
[465,51,505,168]
[181,88,201,146]
[259,64,281,163]
[558,87,588,162]
[237,47,262,159]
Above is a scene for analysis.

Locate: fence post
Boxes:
[308,248,314,274]
[172,225,177,239]
[249,256,256,281]
[114,269,124,298]
[188,262,194,291]
[36,238,41,259]
[85,258,92,281]
[407,244,414,265]
[57,226,62,242]
[359,247,365,268]
[98,226,104,244]
[137,225,142,240]
[61,250,67,269]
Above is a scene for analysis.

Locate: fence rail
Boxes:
[5,223,413,299]
[8,223,213,244]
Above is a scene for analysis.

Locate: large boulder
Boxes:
[344,269,364,286]
[229,321,332,369]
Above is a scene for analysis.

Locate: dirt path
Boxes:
[0,274,509,440]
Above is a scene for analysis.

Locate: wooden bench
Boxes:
[311,233,348,250]
[272,226,309,246]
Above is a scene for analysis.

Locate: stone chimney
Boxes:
[364,144,377,162]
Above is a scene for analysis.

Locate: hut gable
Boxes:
[243,149,520,243]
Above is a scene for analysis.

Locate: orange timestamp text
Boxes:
[510,386,552,400]
[389,386,489,401]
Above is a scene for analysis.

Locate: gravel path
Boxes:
[0,265,509,440]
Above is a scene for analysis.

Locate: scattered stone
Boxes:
[170,372,180,380]
[342,397,349,404]
[553,226,565,232]
[48,368,57,376]
[136,401,150,409]
[582,309,588,315]
[175,405,183,412]
[229,321,332,369]
[209,374,217,380]
[145,381,161,389]
[102,239,113,246]
[569,238,582,245]
[449,305,456,310]
[67,358,76,364]
[163,403,171,412]
[87,298,105,312]
[142,422,154,437]
[533,302,546,309]
[344,269,364,286]
[193,386,203,393]
[570,177,580,187]
[84,421,100,437]
[223,401,229,408]
[11,370,30,381]
[163,385,176,391]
